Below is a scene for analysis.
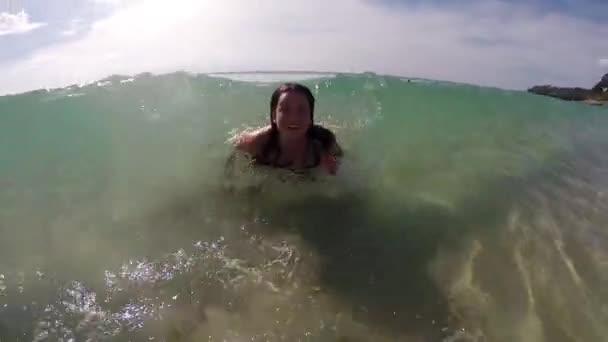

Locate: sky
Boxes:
[0,0,607,94]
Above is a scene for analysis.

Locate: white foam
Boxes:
[207,72,336,84]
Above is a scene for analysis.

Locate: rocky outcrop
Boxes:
[592,73,608,92]
[528,74,607,106]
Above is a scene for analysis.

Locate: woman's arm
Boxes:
[231,126,271,156]
[320,141,343,175]
[310,125,343,175]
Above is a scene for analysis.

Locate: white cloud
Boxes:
[1,0,607,94]
[600,59,608,68]
[0,10,46,36]
[61,18,85,37]
[92,0,123,5]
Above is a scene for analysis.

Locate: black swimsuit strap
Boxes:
[255,138,322,170]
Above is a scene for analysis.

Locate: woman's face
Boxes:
[273,91,311,140]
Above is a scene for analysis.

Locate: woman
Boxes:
[232,83,343,175]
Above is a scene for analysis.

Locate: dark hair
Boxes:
[260,83,338,165]
[269,83,316,127]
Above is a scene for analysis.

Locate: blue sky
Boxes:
[1,0,607,94]
[377,0,608,22]
[0,1,109,61]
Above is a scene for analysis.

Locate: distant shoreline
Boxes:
[528,74,608,106]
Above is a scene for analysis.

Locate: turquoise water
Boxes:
[0,72,607,341]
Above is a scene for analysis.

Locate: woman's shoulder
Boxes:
[309,125,336,145]
[310,125,343,156]
[232,125,273,155]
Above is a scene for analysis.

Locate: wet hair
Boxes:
[269,83,316,125]
[260,83,338,165]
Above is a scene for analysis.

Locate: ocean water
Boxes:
[0,72,607,341]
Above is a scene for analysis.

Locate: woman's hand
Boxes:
[320,142,343,175]
[321,153,339,175]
